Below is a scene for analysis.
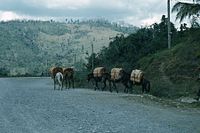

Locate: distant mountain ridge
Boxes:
[0,20,137,76]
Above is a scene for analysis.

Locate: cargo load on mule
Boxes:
[93,67,106,77]
[111,68,123,80]
[130,69,144,83]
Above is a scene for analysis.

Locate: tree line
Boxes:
[86,0,200,72]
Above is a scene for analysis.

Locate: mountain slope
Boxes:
[0,20,136,76]
[137,29,200,98]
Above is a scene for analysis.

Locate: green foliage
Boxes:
[172,1,200,23]
[0,68,9,77]
[138,28,200,98]
[86,16,177,72]
[85,16,200,98]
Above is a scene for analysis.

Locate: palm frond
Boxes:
[172,2,200,22]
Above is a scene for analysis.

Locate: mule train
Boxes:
[49,67,74,90]
[87,67,150,93]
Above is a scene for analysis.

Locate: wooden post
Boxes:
[91,43,94,70]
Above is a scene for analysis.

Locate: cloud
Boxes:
[0,11,22,21]
[22,0,91,9]
[0,0,180,27]
[141,16,161,26]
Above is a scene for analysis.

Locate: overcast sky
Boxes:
[0,0,190,27]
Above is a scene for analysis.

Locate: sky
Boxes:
[0,0,191,27]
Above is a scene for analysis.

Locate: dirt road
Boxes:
[0,78,199,133]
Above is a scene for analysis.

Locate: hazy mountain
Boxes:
[0,20,137,76]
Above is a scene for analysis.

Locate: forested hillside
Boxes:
[86,15,200,98]
[138,29,200,98]
[0,20,137,76]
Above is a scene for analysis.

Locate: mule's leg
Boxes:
[96,81,100,90]
[62,79,64,89]
[69,78,74,89]
[123,82,129,93]
[64,79,67,89]
[54,79,56,90]
[68,80,71,89]
[59,84,62,91]
[142,83,145,93]
[61,81,63,90]
[72,78,75,88]
[122,82,126,93]
[61,79,63,90]
[146,81,150,93]
[94,81,98,91]
[113,82,118,93]
[126,81,131,93]
[129,81,133,93]
[109,80,112,92]
[58,78,62,91]
[102,78,106,91]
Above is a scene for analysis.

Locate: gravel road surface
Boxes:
[0,78,199,133]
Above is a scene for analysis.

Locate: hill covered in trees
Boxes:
[86,15,200,98]
[0,19,137,76]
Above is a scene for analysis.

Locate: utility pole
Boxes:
[91,43,94,70]
[74,53,76,64]
[46,59,48,76]
[167,0,171,49]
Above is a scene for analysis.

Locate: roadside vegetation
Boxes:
[85,12,200,98]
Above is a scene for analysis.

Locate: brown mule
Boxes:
[63,67,74,89]
[87,67,111,91]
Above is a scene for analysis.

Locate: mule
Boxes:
[54,72,63,90]
[87,72,111,91]
[49,67,63,90]
[63,67,74,89]
[128,69,150,93]
[110,68,130,93]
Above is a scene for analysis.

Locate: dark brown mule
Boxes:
[49,67,63,90]
[87,67,111,91]
[110,68,130,93]
[63,67,74,89]
[129,70,150,93]
[87,73,111,91]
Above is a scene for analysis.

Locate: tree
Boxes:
[172,0,200,22]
